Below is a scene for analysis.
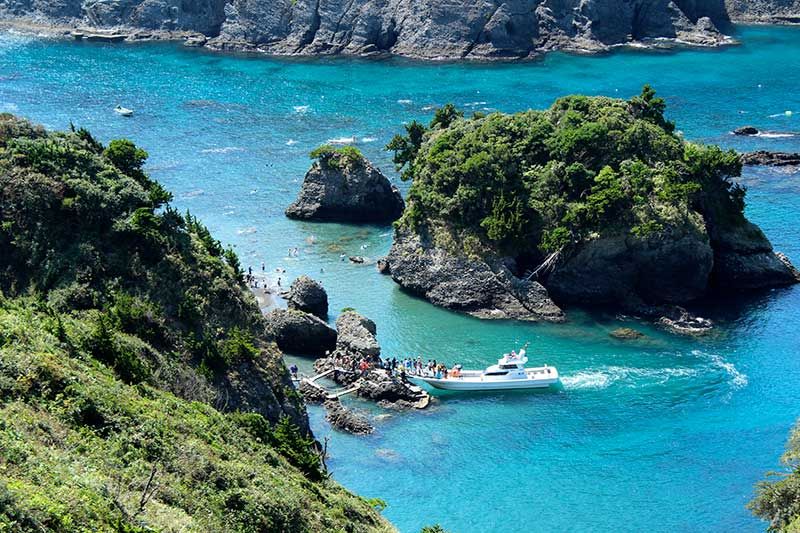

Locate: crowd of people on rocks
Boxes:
[322,354,463,381]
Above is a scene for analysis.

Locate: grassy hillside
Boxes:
[0,115,392,532]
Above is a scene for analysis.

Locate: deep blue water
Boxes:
[2,25,800,532]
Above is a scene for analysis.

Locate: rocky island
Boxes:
[2,0,799,60]
[0,114,392,531]
[383,89,799,326]
[286,145,404,223]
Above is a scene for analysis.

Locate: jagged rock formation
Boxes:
[324,398,374,435]
[286,150,404,222]
[333,310,382,359]
[387,228,566,321]
[312,310,430,409]
[286,275,329,318]
[741,150,800,167]
[725,0,800,23]
[8,0,791,60]
[264,308,337,354]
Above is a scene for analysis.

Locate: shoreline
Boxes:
[0,17,763,64]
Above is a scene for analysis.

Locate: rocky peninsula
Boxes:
[383,89,799,328]
[3,0,799,60]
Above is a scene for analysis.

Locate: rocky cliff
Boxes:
[8,0,794,60]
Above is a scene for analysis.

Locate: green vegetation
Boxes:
[310,144,364,170]
[0,115,392,532]
[750,423,800,531]
[387,86,745,256]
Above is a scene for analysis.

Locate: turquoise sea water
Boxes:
[2,25,800,532]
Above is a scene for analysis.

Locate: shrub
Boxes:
[310,144,364,169]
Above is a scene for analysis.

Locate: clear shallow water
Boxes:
[2,25,800,532]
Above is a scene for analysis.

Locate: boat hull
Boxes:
[409,375,558,391]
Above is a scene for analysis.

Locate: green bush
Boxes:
[310,144,364,169]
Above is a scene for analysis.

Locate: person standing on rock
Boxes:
[289,363,298,380]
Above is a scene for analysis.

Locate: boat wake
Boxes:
[692,350,748,389]
[561,366,698,391]
[562,351,747,391]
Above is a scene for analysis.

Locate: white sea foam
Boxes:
[327,136,356,145]
[200,146,244,154]
[0,102,18,112]
[397,99,413,105]
[692,350,748,389]
[561,366,699,391]
[463,101,487,107]
[361,136,377,143]
[237,227,257,235]
[293,105,310,113]
[286,139,299,146]
[422,105,435,111]
[756,132,796,138]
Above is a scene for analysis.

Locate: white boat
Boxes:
[409,348,559,391]
[114,105,133,117]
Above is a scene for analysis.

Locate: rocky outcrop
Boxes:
[609,327,645,340]
[334,311,381,359]
[707,220,799,289]
[386,227,565,322]
[264,308,337,354]
[547,222,714,305]
[733,126,760,136]
[324,399,374,435]
[286,275,328,318]
[656,306,713,335]
[286,156,404,223]
[1,0,741,60]
[354,368,428,409]
[311,310,430,409]
[725,0,800,23]
[387,218,798,328]
[741,151,800,167]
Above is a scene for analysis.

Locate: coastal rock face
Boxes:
[0,0,227,33]
[264,308,337,354]
[324,398,374,435]
[285,157,404,222]
[725,0,800,23]
[386,228,566,322]
[708,221,799,289]
[741,151,800,167]
[547,223,714,305]
[1,0,744,60]
[334,310,381,359]
[213,0,730,59]
[286,275,328,318]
